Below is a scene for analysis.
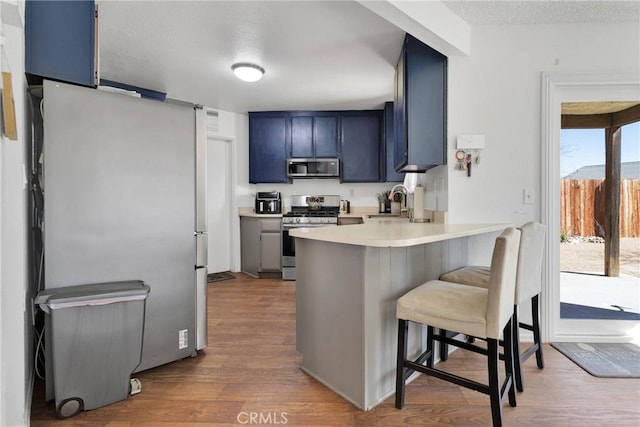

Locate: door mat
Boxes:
[207,271,235,283]
[561,302,640,320]
[551,342,640,378]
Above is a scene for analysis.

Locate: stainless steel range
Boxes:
[282,195,340,280]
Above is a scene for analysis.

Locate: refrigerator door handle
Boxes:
[195,266,207,350]
[195,233,207,267]
[195,106,207,233]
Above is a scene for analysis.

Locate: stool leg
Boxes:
[487,338,503,427]
[511,306,524,392]
[395,319,409,409]
[426,325,435,368]
[503,319,517,407]
[532,294,544,369]
[439,328,449,361]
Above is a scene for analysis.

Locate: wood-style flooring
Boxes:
[31,273,640,426]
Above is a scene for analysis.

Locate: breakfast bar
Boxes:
[290,222,507,410]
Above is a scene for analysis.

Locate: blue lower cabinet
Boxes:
[26,0,97,87]
[249,113,290,184]
[340,111,383,183]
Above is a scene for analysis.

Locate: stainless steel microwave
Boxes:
[287,158,340,178]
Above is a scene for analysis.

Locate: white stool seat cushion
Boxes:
[439,222,546,305]
[397,280,489,339]
[439,266,490,289]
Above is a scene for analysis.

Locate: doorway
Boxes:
[207,133,234,274]
[542,72,640,343]
[559,120,640,321]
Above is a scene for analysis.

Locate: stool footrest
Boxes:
[404,360,490,395]
[403,349,433,381]
[432,333,489,357]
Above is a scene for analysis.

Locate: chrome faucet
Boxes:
[389,184,409,200]
[389,184,411,217]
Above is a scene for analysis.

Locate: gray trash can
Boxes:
[35,280,150,418]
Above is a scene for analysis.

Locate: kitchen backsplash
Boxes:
[243,180,391,210]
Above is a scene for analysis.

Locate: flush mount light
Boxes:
[231,63,265,82]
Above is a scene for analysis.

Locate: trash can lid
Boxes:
[35,280,150,311]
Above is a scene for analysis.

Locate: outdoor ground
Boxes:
[560,237,640,278]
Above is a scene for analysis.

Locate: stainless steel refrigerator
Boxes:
[40,80,207,376]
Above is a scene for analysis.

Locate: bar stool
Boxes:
[395,228,521,427]
[439,221,546,392]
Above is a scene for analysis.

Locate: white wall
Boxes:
[0,1,29,426]
[446,22,640,226]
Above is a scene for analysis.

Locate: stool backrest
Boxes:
[515,222,546,304]
[486,227,521,339]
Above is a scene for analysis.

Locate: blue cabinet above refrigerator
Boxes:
[25,0,98,87]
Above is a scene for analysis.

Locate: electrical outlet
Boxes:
[523,189,534,204]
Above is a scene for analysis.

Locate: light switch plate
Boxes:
[523,189,534,204]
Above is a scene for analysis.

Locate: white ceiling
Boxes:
[97,1,639,114]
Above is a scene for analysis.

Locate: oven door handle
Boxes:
[282,224,337,230]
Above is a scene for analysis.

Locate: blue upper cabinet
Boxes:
[290,116,314,158]
[394,34,447,172]
[25,0,98,87]
[340,111,383,183]
[290,112,338,158]
[384,102,404,182]
[249,113,290,184]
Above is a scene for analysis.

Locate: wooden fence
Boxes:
[560,179,640,237]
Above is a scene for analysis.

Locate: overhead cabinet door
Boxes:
[313,115,339,158]
[25,0,97,87]
[249,113,289,183]
[394,34,447,172]
[290,113,339,158]
[340,112,382,183]
[291,116,314,158]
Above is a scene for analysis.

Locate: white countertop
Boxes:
[289,222,508,248]
[238,206,448,223]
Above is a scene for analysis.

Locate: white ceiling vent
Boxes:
[206,110,219,134]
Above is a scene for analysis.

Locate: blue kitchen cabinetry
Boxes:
[249,113,290,184]
[394,34,447,172]
[290,112,338,158]
[340,111,383,183]
[26,0,98,87]
[384,102,404,182]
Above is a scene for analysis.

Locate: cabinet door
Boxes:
[340,112,382,183]
[405,35,447,168]
[394,42,408,172]
[290,114,338,158]
[260,232,282,271]
[313,115,339,158]
[394,34,447,172]
[249,113,289,183]
[291,116,314,158]
[384,102,404,182]
[25,0,97,87]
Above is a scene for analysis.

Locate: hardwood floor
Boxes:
[31,273,640,426]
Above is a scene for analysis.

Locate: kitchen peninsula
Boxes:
[290,222,507,410]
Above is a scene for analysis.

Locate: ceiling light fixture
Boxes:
[231,63,265,82]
